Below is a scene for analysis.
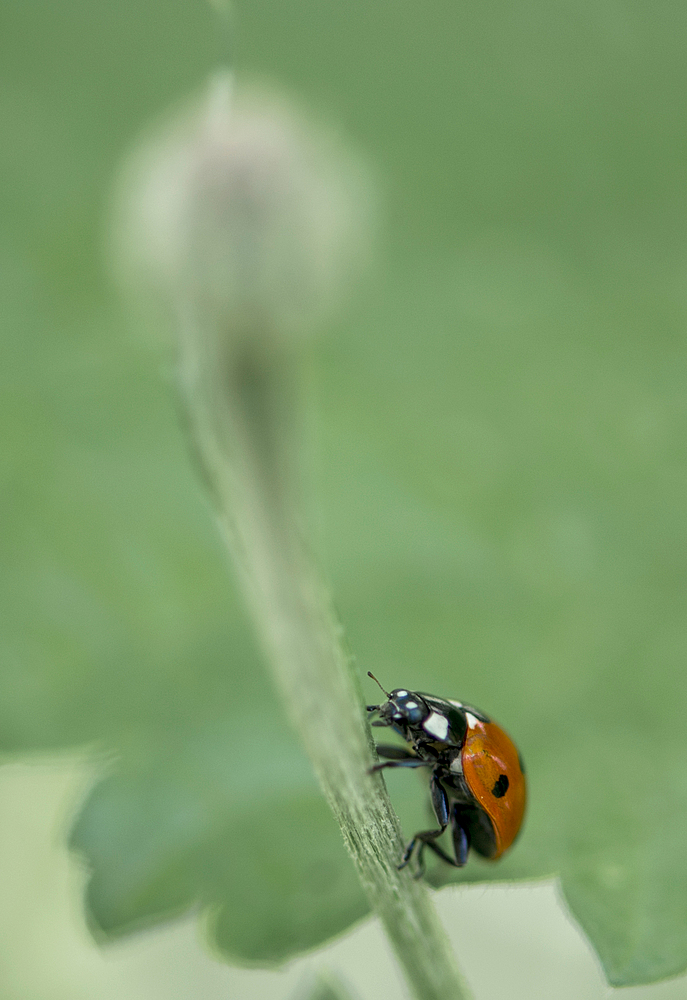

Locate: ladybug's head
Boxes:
[366,673,430,735]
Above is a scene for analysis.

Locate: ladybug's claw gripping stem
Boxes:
[398,841,415,870]
[395,776,453,876]
[396,842,421,878]
[397,851,424,880]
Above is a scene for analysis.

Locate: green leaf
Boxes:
[295,970,360,1000]
[560,740,687,987]
[4,0,687,987]
[70,719,369,962]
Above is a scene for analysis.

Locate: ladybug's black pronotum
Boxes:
[366,673,526,876]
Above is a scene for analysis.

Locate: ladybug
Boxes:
[366,672,526,876]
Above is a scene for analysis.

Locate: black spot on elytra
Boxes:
[491,774,509,798]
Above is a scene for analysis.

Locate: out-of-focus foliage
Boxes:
[296,970,360,1000]
[3,0,687,988]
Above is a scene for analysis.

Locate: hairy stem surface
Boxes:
[178,325,472,1000]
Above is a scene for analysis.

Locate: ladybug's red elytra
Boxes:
[366,673,526,875]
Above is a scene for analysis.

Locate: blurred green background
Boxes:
[3,0,687,996]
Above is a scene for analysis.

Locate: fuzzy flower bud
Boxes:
[113,72,372,342]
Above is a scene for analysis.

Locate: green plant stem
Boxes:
[178,323,473,1000]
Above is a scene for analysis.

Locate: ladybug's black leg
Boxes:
[369,758,433,774]
[420,838,459,872]
[421,806,470,870]
[451,805,471,867]
[399,774,450,877]
[375,744,419,760]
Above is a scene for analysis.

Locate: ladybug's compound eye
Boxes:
[389,689,428,726]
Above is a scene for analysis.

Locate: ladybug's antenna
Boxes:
[367,671,390,699]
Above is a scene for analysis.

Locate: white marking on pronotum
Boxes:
[465,711,479,729]
[405,701,418,710]
[396,690,408,697]
[450,755,464,774]
[423,711,449,741]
